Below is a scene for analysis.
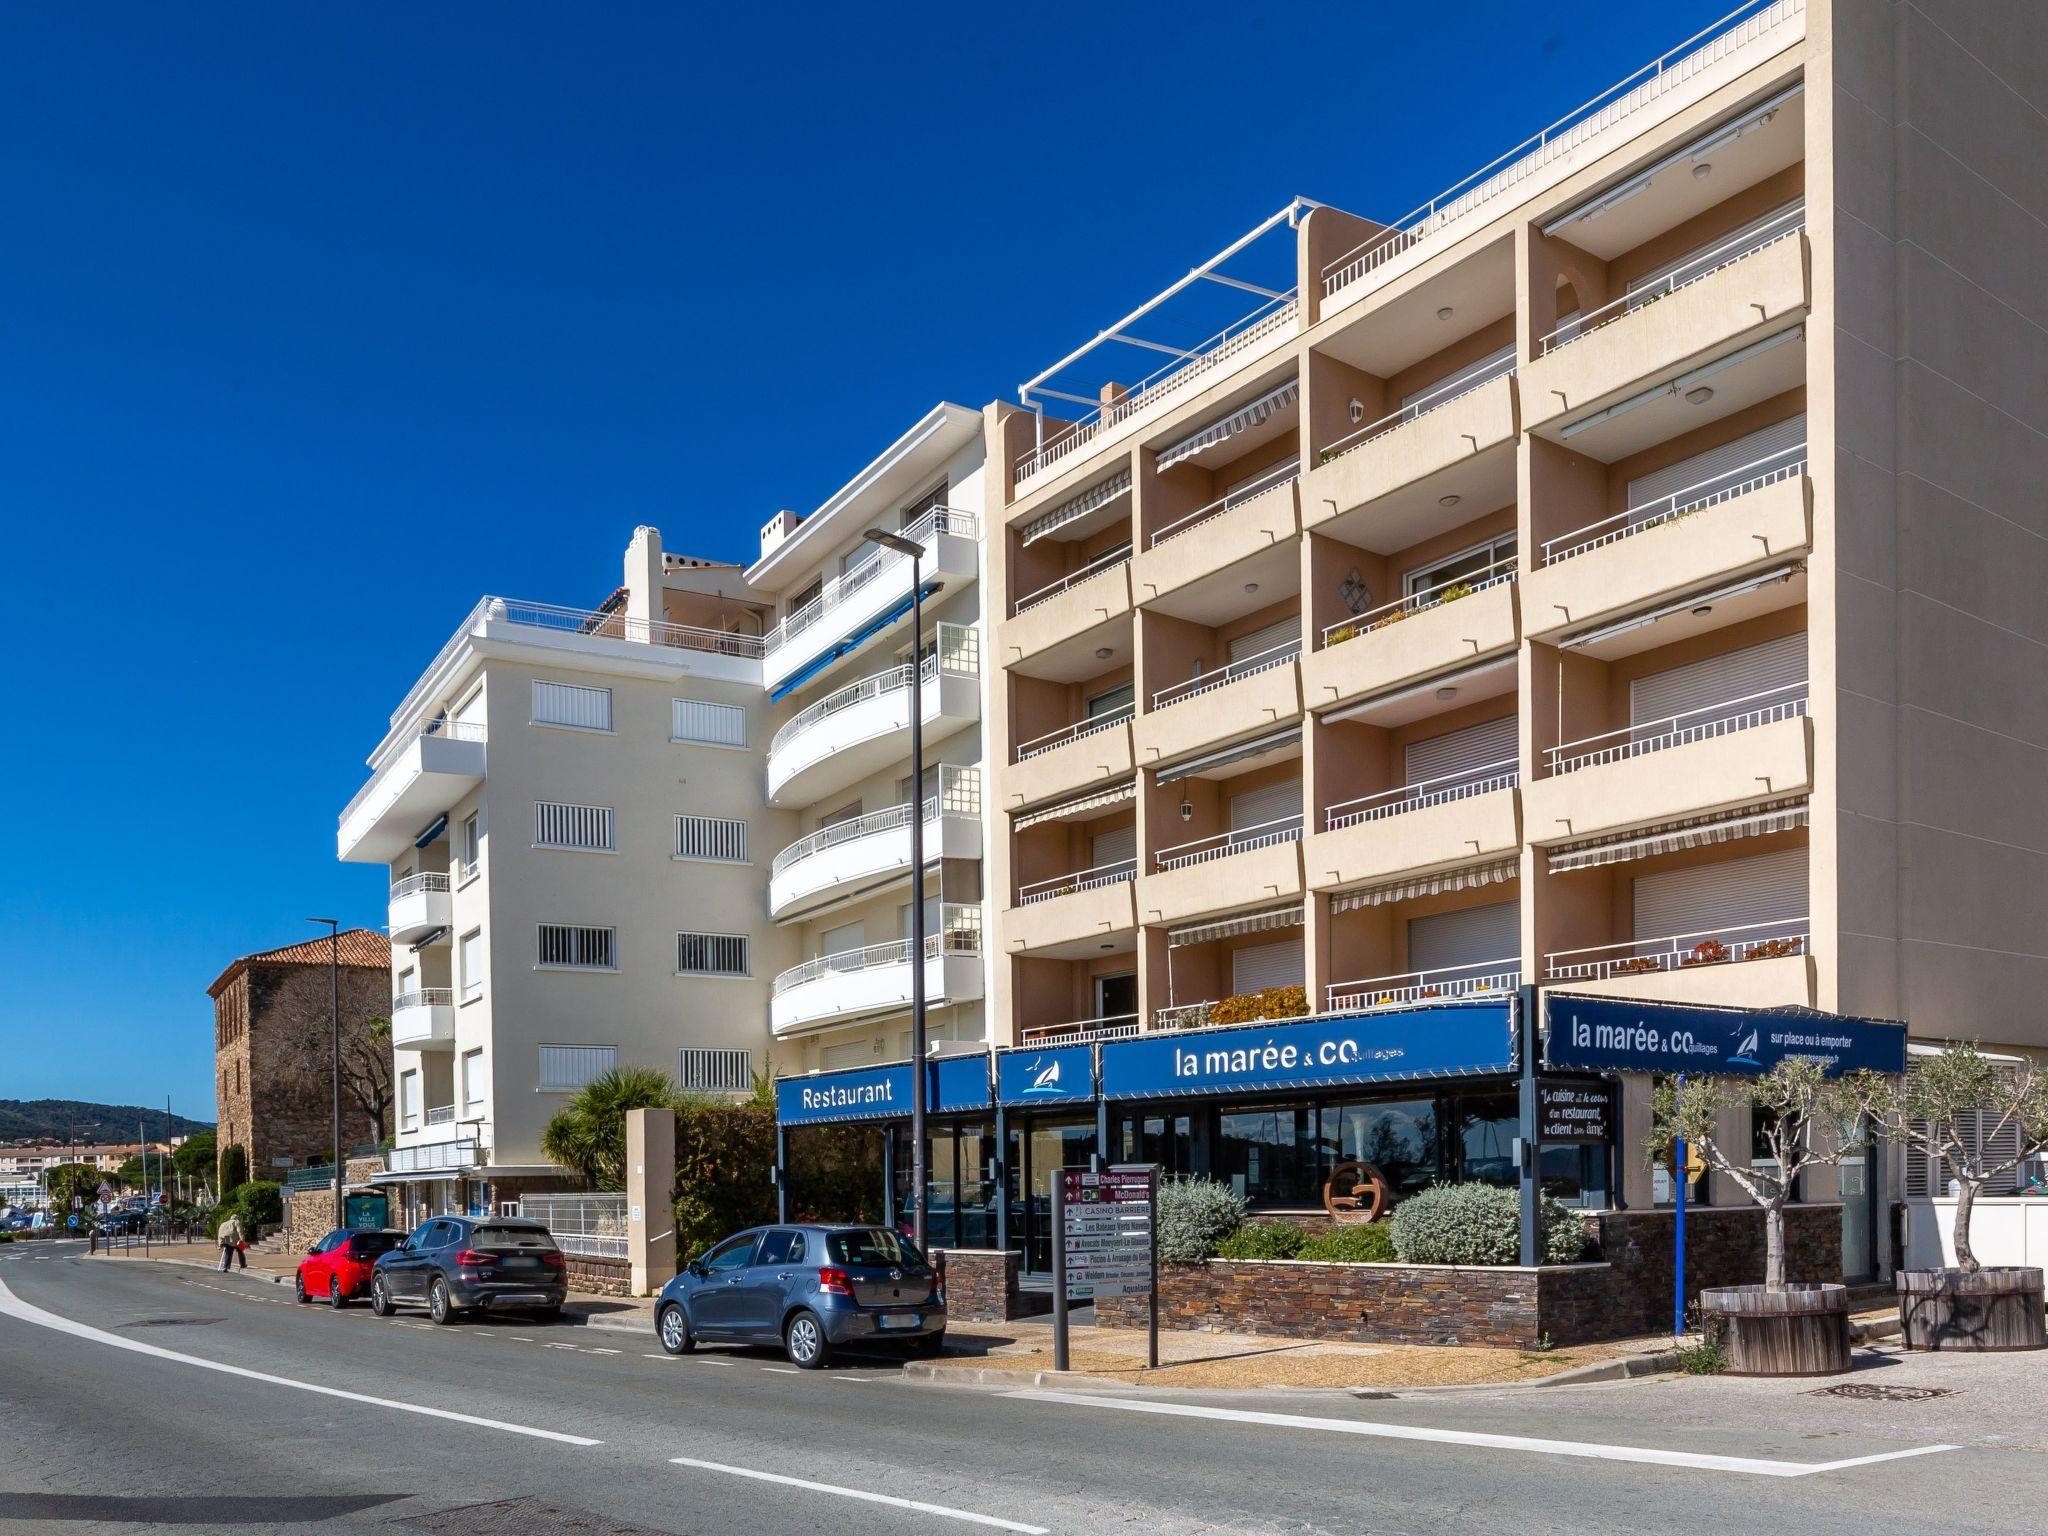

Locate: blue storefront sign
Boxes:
[776,1053,993,1126]
[1543,994,1906,1077]
[1099,1001,1517,1101]
[995,1044,1096,1108]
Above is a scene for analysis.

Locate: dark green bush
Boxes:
[672,1100,777,1262]
[1390,1184,1587,1266]
[1298,1222,1397,1263]
[1216,1221,1308,1260]
[235,1181,283,1228]
[218,1143,249,1198]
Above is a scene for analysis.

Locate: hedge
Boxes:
[1390,1183,1586,1266]
[1156,1178,1246,1262]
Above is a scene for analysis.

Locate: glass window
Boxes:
[1119,1113,1193,1178]
[756,1230,801,1266]
[1327,1099,1439,1202]
[701,1233,758,1274]
[828,1228,927,1268]
[1216,1104,1319,1206]
[348,1232,402,1257]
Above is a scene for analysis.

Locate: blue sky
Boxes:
[0,2,1742,1117]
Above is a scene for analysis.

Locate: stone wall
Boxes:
[565,1254,631,1296]
[935,1248,1046,1323]
[279,1155,394,1253]
[1578,1204,1844,1336]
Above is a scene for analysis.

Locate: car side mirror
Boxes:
[686,1260,705,1278]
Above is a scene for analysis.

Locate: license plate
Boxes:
[504,1256,537,1268]
[877,1314,920,1330]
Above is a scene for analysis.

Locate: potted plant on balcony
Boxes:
[1647,1059,1880,1375]
[1859,1045,2048,1350]
[1680,938,1731,968]
[1209,985,1310,1026]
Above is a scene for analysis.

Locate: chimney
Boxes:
[624,526,663,634]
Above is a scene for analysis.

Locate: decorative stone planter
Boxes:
[1896,1267,2046,1352]
[1699,1282,1852,1376]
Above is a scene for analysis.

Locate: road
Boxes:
[0,1240,2041,1535]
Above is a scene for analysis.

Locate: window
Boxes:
[461,1048,485,1116]
[532,680,612,731]
[537,1044,618,1093]
[537,924,617,970]
[675,815,748,862]
[459,812,481,881]
[534,801,615,851]
[757,1229,804,1265]
[828,1228,925,1267]
[677,933,748,977]
[1404,534,1517,598]
[1087,682,1135,719]
[679,1047,753,1094]
[672,698,747,747]
[399,1069,420,1131]
[458,930,483,1002]
[701,1233,758,1274]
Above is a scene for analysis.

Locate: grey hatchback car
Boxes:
[655,1224,944,1368]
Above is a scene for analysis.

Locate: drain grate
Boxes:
[1810,1382,1957,1402]
[115,1316,223,1329]
[397,1497,680,1535]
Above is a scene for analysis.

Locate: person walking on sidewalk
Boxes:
[216,1212,247,1271]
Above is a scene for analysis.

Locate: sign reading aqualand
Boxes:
[1543,995,1906,1078]
[1099,1001,1515,1101]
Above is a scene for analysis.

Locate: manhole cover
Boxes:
[397,1498,679,1535]
[115,1316,223,1329]
[1810,1382,1956,1402]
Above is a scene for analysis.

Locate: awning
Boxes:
[1169,902,1303,948]
[768,579,940,702]
[1156,726,1301,784]
[413,815,448,849]
[1559,564,1802,652]
[1015,780,1137,830]
[1546,797,1809,872]
[1021,469,1131,545]
[1157,379,1299,469]
[1330,857,1519,913]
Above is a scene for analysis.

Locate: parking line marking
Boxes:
[1008,1391,1958,1479]
[0,1278,601,1447]
[761,1366,800,1374]
[668,1456,1047,1532]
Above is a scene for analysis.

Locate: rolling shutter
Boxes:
[1631,845,1807,940]
[672,698,747,747]
[532,681,612,731]
[1407,901,1519,972]
[1626,413,1807,512]
[1230,778,1301,832]
[1091,825,1136,868]
[1402,342,1515,411]
[1405,716,1516,786]
[1629,634,1805,734]
[1627,198,1805,297]
[1228,617,1300,664]
[1232,937,1305,993]
[820,922,865,956]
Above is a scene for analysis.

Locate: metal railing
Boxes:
[520,1192,628,1260]
[770,766,982,876]
[1152,1001,1217,1031]
[1540,204,1808,354]
[387,1137,478,1174]
[1326,960,1522,1013]
[1021,1013,1143,1046]
[1012,543,1132,617]
[1320,0,1805,297]
[342,720,487,824]
[1155,814,1303,872]
[1545,917,1809,981]
[1153,636,1301,709]
[1149,462,1301,548]
[1016,702,1134,762]
[392,988,454,1012]
[389,871,452,902]
[1546,683,1807,776]
[1325,761,1519,831]
[771,905,984,994]
[762,506,979,657]
[1540,444,1809,565]
[1317,357,1517,464]
[425,1105,456,1127]
[1017,858,1137,906]
[768,624,980,757]
[1322,560,1518,646]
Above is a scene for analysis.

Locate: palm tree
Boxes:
[539,1067,683,1189]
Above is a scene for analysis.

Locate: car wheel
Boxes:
[294,1273,310,1304]
[428,1278,458,1325]
[328,1276,346,1309]
[370,1275,395,1317]
[658,1304,695,1355]
[784,1310,831,1369]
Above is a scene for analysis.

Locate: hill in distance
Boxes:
[0,1100,215,1145]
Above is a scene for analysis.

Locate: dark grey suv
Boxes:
[369,1215,568,1324]
[655,1224,944,1368]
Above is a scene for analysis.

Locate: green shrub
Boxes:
[1216,1220,1307,1260]
[672,1099,777,1262]
[1298,1222,1397,1264]
[235,1181,283,1228]
[1156,1177,1246,1262]
[1390,1184,1587,1266]
[218,1143,248,1198]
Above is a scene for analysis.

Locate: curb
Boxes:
[902,1361,1137,1390]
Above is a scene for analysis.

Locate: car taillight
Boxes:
[454,1249,489,1268]
[817,1266,854,1296]
[540,1250,565,1269]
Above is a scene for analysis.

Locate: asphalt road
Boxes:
[1,1240,2041,1535]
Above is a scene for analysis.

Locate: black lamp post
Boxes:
[308,917,342,1229]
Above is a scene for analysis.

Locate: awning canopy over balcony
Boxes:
[1156,378,1299,470]
[1330,856,1519,913]
[1154,725,1301,784]
[1545,796,1808,873]
[1021,469,1131,546]
[1014,780,1137,831]
[1168,901,1303,948]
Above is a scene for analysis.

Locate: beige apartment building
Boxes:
[977,0,2044,1270]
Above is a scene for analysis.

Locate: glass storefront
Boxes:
[1006,1115,1097,1273]
[891,1121,999,1250]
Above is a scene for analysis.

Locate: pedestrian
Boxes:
[217,1211,247,1271]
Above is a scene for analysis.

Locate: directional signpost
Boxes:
[1052,1165,1158,1372]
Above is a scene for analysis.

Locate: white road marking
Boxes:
[668,1456,1048,1532]
[1009,1391,1960,1479]
[0,1278,600,1447]
[761,1366,800,1374]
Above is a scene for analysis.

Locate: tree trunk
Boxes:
[1954,1178,1980,1274]
[1764,1198,1787,1290]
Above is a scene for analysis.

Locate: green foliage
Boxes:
[1217,1220,1308,1260]
[114,1155,152,1189]
[207,1178,283,1236]
[173,1133,217,1182]
[671,1099,777,1262]
[0,1099,213,1143]
[1390,1183,1586,1266]
[539,1068,686,1191]
[218,1143,249,1198]
[1299,1222,1397,1264]
[783,1124,886,1228]
[1208,986,1310,1026]
[1673,1311,1728,1375]
[1156,1177,1246,1262]
[43,1163,105,1217]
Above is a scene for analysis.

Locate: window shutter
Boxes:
[1230,778,1302,832]
[679,1048,752,1094]
[537,925,617,969]
[534,802,614,851]
[1631,846,1807,940]
[538,1044,618,1093]
[1629,634,1806,733]
[1232,937,1305,993]
[675,815,748,862]
[1091,825,1136,867]
[1407,901,1519,971]
[1401,342,1516,411]
[672,698,747,747]
[1626,413,1807,512]
[532,681,612,731]
[1404,717,1517,787]
[1086,682,1135,718]
[1228,618,1300,664]
[676,933,748,977]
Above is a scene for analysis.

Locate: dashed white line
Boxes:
[761,1366,800,1374]
[668,1456,1047,1532]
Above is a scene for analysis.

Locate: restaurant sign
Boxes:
[1537,1079,1611,1142]
[1543,995,1907,1078]
[775,1053,992,1126]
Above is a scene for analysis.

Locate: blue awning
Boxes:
[413,815,448,849]
[768,579,942,702]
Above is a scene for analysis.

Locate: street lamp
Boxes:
[863,527,933,1252]
[307,917,342,1230]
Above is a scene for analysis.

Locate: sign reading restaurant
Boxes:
[1543,994,1907,1078]
[774,1054,993,1126]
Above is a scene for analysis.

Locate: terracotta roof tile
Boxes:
[208,928,389,996]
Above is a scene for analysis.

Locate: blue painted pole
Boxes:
[1673,1072,1688,1337]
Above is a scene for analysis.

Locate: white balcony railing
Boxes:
[387,1137,479,1175]
[1322,560,1518,647]
[1013,543,1132,617]
[1325,761,1519,831]
[770,905,983,995]
[1545,917,1809,982]
[1540,445,1809,565]
[770,766,981,877]
[1149,461,1302,548]
[1326,960,1522,1013]
[392,988,454,1012]
[1155,815,1304,872]
[342,720,486,824]
[768,624,979,759]
[1153,1001,1218,1032]
[388,871,452,903]
[762,505,979,658]
[1317,357,1517,464]
[1546,683,1807,776]
[1152,636,1301,709]
[1539,204,1808,354]
[1018,859,1137,906]
[1021,1013,1143,1046]
[1320,0,1806,297]
[1016,702,1134,762]
[424,1105,457,1128]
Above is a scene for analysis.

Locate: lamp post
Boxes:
[863,527,932,1251]
[308,917,343,1229]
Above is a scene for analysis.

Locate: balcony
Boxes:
[1304,364,1519,531]
[390,988,456,1049]
[338,723,486,864]
[1526,447,1809,640]
[1326,959,1521,1014]
[387,1136,479,1174]
[770,907,985,1037]
[1310,763,1521,890]
[1008,707,1134,810]
[1304,565,1518,714]
[1133,465,1301,613]
[768,768,982,921]
[1139,821,1305,926]
[766,625,980,807]
[761,505,980,696]
[1138,640,1302,767]
[388,872,453,945]
[1019,1012,1142,1046]
[424,1104,457,1128]
[1005,861,1138,956]
[1525,685,1810,845]
[1005,552,1133,675]
[1544,917,1814,1007]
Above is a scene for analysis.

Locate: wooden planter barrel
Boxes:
[1896,1267,2046,1352]
[1699,1283,1852,1376]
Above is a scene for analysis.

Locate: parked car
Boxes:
[369,1215,567,1324]
[295,1228,404,1308]
[654,1224,944,1369]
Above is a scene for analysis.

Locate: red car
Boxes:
[296,1227,405,1307]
